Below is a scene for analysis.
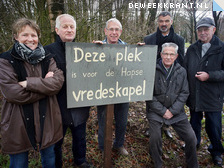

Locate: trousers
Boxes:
[148,119,198,168]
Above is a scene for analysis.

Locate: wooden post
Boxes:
[103,104,114,168]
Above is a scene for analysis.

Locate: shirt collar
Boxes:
[103,38,126,44]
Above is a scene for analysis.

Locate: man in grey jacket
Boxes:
[146,43,198,168]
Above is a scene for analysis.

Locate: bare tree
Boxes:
[0,0,223,52]
[213,11,223,36]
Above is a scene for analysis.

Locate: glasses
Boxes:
[162,52,176,57]
[106,28,120,32]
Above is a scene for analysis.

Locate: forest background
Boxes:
[0,0,224,167]
[0,0,224,51]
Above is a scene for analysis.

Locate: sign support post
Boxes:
[103,104,114,168]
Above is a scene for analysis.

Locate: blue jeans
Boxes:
[55,122,87,168]
[190,110,224,156]
[97,103,129,150]
[9,144,55,168]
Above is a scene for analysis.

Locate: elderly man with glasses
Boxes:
[147,42,198,168]
[93,18,129,156]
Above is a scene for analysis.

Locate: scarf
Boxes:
[159,59,174,84]
[14,41,45,65]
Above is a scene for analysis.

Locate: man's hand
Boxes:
[19,81,27,88]
[45,71,54,78]
[92,40,106,44]
[195,71,209,81]
[137,42,145,46]
[163,109,173,119]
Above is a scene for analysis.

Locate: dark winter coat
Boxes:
[183,35,224,112]
[44,36,90,126]
[146,60,189,125]
[144,26,185,65]
[0,47,64,154]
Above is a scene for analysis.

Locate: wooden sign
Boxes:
[66,42,157,108]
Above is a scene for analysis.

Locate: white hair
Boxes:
[161,42,178,54]
[55,14,76,29]
[105,18,122,30]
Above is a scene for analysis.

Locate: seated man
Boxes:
[146,42,198,168]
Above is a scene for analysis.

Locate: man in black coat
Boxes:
[45,14,91,168]
[144,11,185,138]
[144,11,185,65]
[184,17,224,167]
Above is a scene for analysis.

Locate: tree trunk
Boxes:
[46,0,65,43]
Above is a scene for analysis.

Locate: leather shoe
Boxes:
[163,129,173,139]
[181,143,185,150]
[213,155,222,167]
[113,146,129,156]
[196,144,200,150]
[208,144,213,153]
[145,128,150,137]
[76,161,93,168]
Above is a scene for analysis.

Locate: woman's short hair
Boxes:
[12,18,40,41]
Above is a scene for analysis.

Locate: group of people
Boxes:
[0,11,224,168]
[144,12,224,168]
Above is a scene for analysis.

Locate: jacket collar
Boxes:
[193,35,222,55]
[56,35,76,48]
[156,58,179,71]
[197,35,222,47]
[102,38,126,44]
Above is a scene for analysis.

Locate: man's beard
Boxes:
[159,26,168,32]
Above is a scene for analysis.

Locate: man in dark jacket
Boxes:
[183,17,224,167]
[144,11,185,65]
[147,42,198,168]
[45,14,91,168]
[144,11,185,138]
